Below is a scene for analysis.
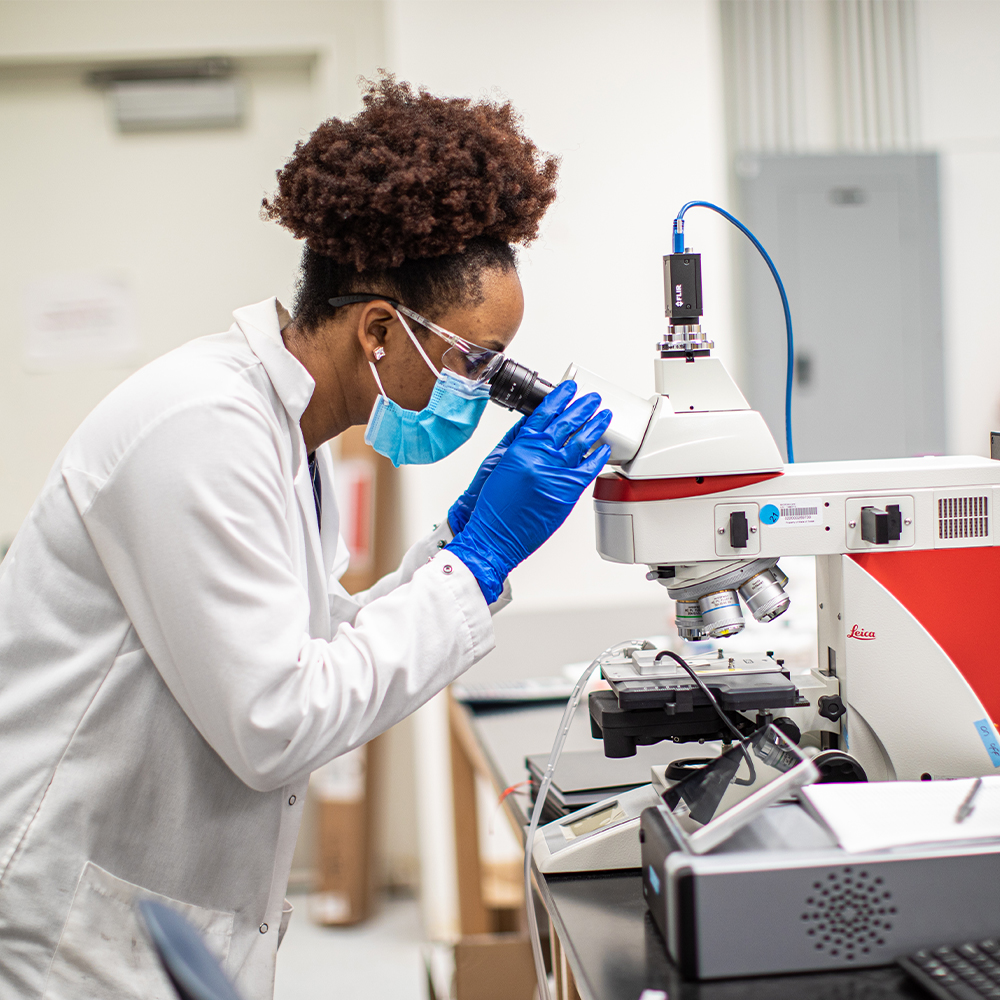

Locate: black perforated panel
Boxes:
[801,866,897,962]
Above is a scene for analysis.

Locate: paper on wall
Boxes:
[22,273,138,370]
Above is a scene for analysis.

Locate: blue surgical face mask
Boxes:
[364,312,490,466]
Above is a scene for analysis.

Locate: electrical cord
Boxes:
[654,649,756,786]
[523,642,757,996]
[523,641,636,1000]
[672,201,796,463]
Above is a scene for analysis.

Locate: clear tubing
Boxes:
[523,641,636,1000]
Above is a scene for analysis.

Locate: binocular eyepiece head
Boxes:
[487,357,554,416]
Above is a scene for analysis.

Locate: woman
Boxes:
[0,77,610,999]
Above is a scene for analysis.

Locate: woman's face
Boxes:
[366,267,524,412]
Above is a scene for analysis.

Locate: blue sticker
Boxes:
[761,504,780,525]
[647,864,661,895]
[974,718,1000,767]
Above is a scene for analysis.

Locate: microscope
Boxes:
[492,219,1000,983]
[585,244,1000,788]
[489,230,1000,870]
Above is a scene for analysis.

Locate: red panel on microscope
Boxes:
[593,470,783,502]
[851,547,1000,722]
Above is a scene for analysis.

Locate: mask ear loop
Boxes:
[394,311,441,378]
[369,360,389,398]
[368,309,443,400]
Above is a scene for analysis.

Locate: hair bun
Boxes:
[262,74,559,271]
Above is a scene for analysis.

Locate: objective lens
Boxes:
[488,357,553,415]
[697,589,745,638]
[674,599,705,640]
[738,567,791,623]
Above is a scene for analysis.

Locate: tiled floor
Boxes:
[274,894,427,1000]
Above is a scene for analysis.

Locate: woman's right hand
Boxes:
[446,381,612,603]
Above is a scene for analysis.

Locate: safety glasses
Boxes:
[327,294,505,384]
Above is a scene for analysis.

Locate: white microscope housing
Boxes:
[584,339,1000,784]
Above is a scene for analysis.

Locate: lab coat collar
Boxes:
[233,298,315,422]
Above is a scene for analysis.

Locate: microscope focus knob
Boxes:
[770,717,801,745]
[817,694,847,722]
[813,750,868,783]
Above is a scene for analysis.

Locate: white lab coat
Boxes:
[0,298,500,1000]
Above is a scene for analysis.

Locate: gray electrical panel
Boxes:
[736,154,944,462]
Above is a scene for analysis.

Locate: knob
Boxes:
[861,504,902,544]
[817,695,847,722]
[729,510,749,548]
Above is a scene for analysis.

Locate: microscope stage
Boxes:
[600,650,783,684]
[600,650,796,710]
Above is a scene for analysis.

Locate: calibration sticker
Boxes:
[974,718,1000,768]
[760,498,825,527]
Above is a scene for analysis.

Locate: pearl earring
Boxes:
[373,346,386,361]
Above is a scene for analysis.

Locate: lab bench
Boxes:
[449,696,926,1000]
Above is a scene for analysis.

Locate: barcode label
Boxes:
[761,498,824,526]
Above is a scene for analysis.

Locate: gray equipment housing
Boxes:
[737,153,944,462]
[641,801,1000,979]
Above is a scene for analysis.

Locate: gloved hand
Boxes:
[447,381,612,604]
[447,417,525,535]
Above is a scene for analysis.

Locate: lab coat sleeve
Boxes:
[72,399,495,792]
[348,521,454,607]
[348,522,513,615]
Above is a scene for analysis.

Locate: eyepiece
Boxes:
[488,357,553,415]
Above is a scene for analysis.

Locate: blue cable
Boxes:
[673,201,795,464]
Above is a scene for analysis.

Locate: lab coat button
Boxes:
[442,563,453,575]
[260,923,268,934]
[288,794,296,806]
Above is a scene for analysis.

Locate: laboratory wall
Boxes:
[3,0,1000,929]
[0,0,385,551]
[387,0,734,617]
[915,1,1000,458]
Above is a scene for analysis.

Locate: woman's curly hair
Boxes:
[263,74,559,329]
[264,74,558,269]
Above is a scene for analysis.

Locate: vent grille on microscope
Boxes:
[800,867,896,962]
[938,496,989,540]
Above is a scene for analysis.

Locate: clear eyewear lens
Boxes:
[394,304,503,383]
[441,344,504,383]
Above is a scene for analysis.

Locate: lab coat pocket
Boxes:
[278,898,294,949]
[329,591,363,629]
[43,860,234,1000]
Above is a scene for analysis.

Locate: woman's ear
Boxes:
[356,303,396,363]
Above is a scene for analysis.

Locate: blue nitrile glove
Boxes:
[447,381,612,604]
[447,417,525,535]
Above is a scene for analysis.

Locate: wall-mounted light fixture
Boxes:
[89,57,244,133]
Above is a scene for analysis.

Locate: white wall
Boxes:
[0,0,386,545]
[915,1,1000,458]
[4,1,999,604]
[388,0,734,613]
[0,0,734,623]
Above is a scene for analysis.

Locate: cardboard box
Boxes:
[454,934,537,1000]
[308,745,373,925]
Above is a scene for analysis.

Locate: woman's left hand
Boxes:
[447,417,525,535]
